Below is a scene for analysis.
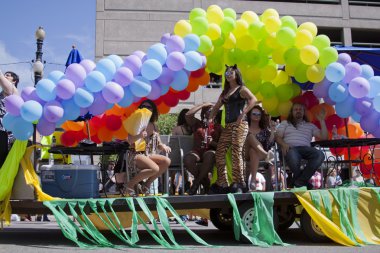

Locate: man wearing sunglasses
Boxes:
[0,70,19,167]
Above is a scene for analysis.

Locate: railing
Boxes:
[243,0,340,4]
[349,0,380,6]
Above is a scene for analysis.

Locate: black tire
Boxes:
[276,204,296,231]
[209,208,233,231]
[238,201,279,243]
[300,209,331,243]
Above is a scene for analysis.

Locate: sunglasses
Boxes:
[251,112,262,116]
[225,70,234,77]
[140,104,152,110]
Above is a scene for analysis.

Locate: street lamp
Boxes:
[33,26,45,85]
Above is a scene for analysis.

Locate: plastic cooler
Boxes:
[40,164,100,198]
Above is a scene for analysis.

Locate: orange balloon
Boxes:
[114,125,129,140]
[106,104,125,116]
[198,71,211,86]
[157,102,170,114]
[186,81,200,92]
[124,103,139,118]
[97,127,113,142]
[64,121,85,131]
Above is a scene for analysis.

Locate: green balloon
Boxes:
[243,50,260,66]
[319,47,338,67]
[189,8,206,21]
[246,79,262,94]
[212,33,226,47]
[223,8,236,20]
[198,35,212,53]
[312,34,330,51]
[280,16,298,31]
[291,82,301,97]
[276,27,296,47]
[248,21,266,40]
[257,52,269,68]
[260,82,276,98]
[220,17,236,34]
[294,64,308,83]
[284,48,301,66]
[226,48,244,65]
[276,84,294,102]
[257,39,273,56]
[191,16,209,36]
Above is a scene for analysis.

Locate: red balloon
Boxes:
[291,95,306,105]
[105,114,122,131]
[60,131,77,147]
[90,134,102,144]
[190,67,205,78]
[326,114,345,131]
[163,93,179,107]
[177,90,191,101]
[302,91,319,109]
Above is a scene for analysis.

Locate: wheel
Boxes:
[209,208,233,231]
[276,204,296,231]
[238,202,279,243]
[300,209,330,243]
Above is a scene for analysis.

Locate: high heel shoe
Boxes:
[121,186,137,197]
[140,182,151,196]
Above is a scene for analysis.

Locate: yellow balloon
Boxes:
[273,70,289,86]
[298,22,318,37]
[264,16,281,34]
[206,23,222,40]
[277,101,293,116]
[223,33,236,49]
[295,29,313,49]
[285,64,297,77]
[261,8,279,22]
[265,32,279,49]
[262,96,279,112]
[236,35,256,51]
[207,5,224,24]
[291,82,302,97]
[272,47,286,65]
[261,64,277,81]
[306,64,325,83]
[300,45,319,65]
[241,11,259,24]
[174,20,192,37]
[244,66,261,82]
[255,92,264,102]
[233,19,249,38]
[245,80,262,94]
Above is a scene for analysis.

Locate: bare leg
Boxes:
[195,150,215,185]
[145,154,171,187]
[247,134,268,191]
[184,152,200,178]
[126,155,159,189]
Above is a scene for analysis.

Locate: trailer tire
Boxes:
[277,204,296,231]
[300,209,330,243]
[210,208,233,231]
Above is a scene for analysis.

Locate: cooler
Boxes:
[40,164,100,198]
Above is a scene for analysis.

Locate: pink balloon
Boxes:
[4,95,24,116]
[56,79,76,99]
[132,50,146,60]
[37,117,56,136]
[157,67,174,86]
[114,67,134,87]
[343,62,362,84]
[160,33,171,44]
[123,55,142,76]
[348,77,370,98]
[43,101,64,123]
[337,53,351,66]
[166,52,186,71]
[80,59,96,74]
[65,63,87,87]
[147,80,162,100]
[166,35,185,53]
[102,82,124,104]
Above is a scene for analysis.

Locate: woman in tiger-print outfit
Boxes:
[208,65,257,194]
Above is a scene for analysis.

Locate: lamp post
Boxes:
[33,26,45,170]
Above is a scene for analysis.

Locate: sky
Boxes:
[0,0,96,91]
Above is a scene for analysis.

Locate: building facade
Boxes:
[95,0,380,111]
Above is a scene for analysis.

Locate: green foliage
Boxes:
[157,113,178,135]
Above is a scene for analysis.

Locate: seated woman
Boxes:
[124,100,171,196]
[184,103,222,195]
[245,105,276,191]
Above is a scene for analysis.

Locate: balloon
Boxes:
[102,81,124,104]
[88,92,109,116]
[302,91,319,109]
[56,79,76,99]
[233,19,248,38]
[129,76,152,97]
[206,5,224,24]
[74,88,94,108]
[113,67,133,87]
[177,90,191,100]
[368,76,380,98]
[184,51,202,71]
[319,47,338,68]
[166,35,185,53]
[21,86,41,102]
[261,8,279,22]
[12,117,33,141]
[343,62,362,83]
[170,70,189,91]
[348,77,370,98]
[65,63,86,87]
[328,82,349,103]
[325,62,345,82]
[361,64,374,79]
[300,45,319,65]
[61,99,80,121]
[264,16,281,33]
[47,70,64,83]
[2,113,18,131]
[220,17,236,34]
[241,11,259,24]
[123,55,142,76]
[276,27,296,47]
[276,84,293,102]
[36,79,56,102]
[147,81,161,100]
[313,78,331,98]
[96,58,116,82]
[355,97,372,115]
[190,16,208,35]
[248,21,266,40]
[160,33,171,44]
[189,7,206,21]
[174,20,192,37]
[63,121,85,131]
[43,101,64,123]
[147,43,167,65]
[117,86,134,107]
[4,95,24,116]
[198,35,213,53]
[60,131,78,147]
[184,34,200,52]
[166,52,186,71]
[335,95,355,118]
[306,64,325,83]
[132,50,146,60]
[107,54,124,68]
[223,8,236,20]
[260,82,276,98]
[80,59,96,74]
[105,114,122,131]
[360,111,380,134]
[157,67,175,86]
[20,101,43,122]
[312,35,330,51]
[295,29,313,49]
[337,53,351,66]
[298,22,317,37]
[206,23,222,40]
[141,59,163,80]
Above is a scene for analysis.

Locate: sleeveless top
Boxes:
[0,92,7,131]
[222,87,246,124]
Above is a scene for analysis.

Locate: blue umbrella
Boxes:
[65,45,83,69]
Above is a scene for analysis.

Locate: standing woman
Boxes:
[208,65,257,194]
[245,105,276,191]
[125,100,171,196]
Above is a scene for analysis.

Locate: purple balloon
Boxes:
[348,77,370,98]
[80,107,89,116]
[132,50,146,60]
[102,82,124,104]
[80,59,96,74]
[56,79,76,100]
[114,67,134,87]
[166,35,185,53]
[343,62,362,83]
[65,63,87,87]
[21,86,41,102]
[337,53,351,66]
[43,101,64,123]
[123,55,142,76]
[88,92,109,116]
[157,67,174,86]
[322,95,336,105]
[4,95,24,116]
[147,80,162,100]
[166,52,186,71]
[37,117,56,136]
[360,110,380,133]
[160,33,171,44]
[355,97,373,115]
[313,78,331,98]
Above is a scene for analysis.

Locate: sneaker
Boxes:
[195,218,208,227]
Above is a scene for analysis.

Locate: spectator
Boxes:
[326,167,338,188]
[248,171,266,191]
[308,170,322,189]
[124,100,171,196]
[208,64,257,194]
[245,105,276,191]
[270,161,286,191]
[184,103,222,195]
[275,102,328,189]
[0,70,19,167]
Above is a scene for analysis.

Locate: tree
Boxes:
[157,113,178,135]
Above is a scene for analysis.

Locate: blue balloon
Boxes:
[47,70,64,84]
[147,43,167,65]
[328,82,348,103]
[361,64,374,79]
[184,34,200,52]
[84,70,106,92]
[161,83,170,95]
[141,59,163,81]
[170,70,189,91]
[129,76,152,97]
[36,79,56,102]
[351,111,361,123]
[20,100,43,122]
[368,76,380,98]
[95,58,116,81]
[107,54,124,68]
[61,99,80,121]
[2,113,18,131]
[12,117,33,140]
[118,86,134,107]
[335,95,355,118]
[184,51,202,71]
[74,88,94,108]
[325,62,345,83]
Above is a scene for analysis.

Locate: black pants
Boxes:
[0,131,9,168]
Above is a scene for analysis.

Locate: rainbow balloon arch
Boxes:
[2,5,380,181]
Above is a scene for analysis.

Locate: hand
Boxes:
[140,130,147,139]
[161,144,171,154]
[316,108,326,122]
[236,114,244,124]
[280,143,290,156]
[269,120,277,132]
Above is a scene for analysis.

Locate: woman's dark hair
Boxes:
[247,105,270,129]
[5,71,19,87]
[139,99,158,123]
[177,108,189,126]
[287,102,309,128]
[221,64,244,96]
[200,105,212,121]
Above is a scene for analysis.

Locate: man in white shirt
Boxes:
[276,103,328,189]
